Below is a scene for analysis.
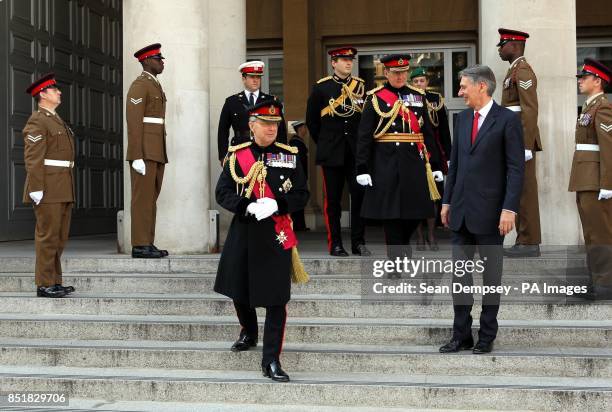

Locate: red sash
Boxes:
[235,147,297,250]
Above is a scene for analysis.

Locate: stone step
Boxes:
[0,255,586,275]
[1,338,610,378]
[0,293,607,320]
[1,366,610,411]
[0,314,609,347]
[0,272,590,295]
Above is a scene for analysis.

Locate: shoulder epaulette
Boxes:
[228,141,252,152]
[353,76,365,83]
[427,91,442,98]
[408,84,426,95]
[274,142,299,154]
[317,76,332,84]
[366,85,384,95]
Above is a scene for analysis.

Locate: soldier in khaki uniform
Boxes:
[497,29,542,258]
[23,73,75,298]
[570,58,612,300]
[126,43,168,258]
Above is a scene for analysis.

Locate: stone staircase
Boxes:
[0,255,610,411]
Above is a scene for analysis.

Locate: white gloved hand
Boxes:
[255,197,278,220]
[356,174,373,186]
[432,171,444,182]
[132,159,146,175]
[598,189,612,200]
[246,202,260,216]
[525,150,533,162]
[29,191,43,205]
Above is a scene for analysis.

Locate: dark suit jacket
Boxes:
[443,101,525,235]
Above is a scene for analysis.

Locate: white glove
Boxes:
[356,174,373,186]
[255,197,278,220]
[246,202,260,216]
[29,191,43,205]
[432,171,444,182]
[598,189,612,200]
[132,159,146,175]
[525,150,533,162]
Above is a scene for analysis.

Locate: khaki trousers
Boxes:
[516,152,541,245]
[34,202,72,287]
[130,160,165,246]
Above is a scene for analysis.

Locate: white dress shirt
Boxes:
[245,89,260,104]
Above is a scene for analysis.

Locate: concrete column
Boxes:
[208,1,246,246]
[122,0,241,253]
[479,0,582,246]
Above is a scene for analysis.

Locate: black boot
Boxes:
[262,360,290,382]
[132,246,163,258]
[37,285,67,298]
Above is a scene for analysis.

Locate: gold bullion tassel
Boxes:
[290,246,309,284]
[425,162,441,201]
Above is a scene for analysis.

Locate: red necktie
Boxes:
[471,112,480,144]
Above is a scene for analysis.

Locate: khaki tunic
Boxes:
[126,72,167,164]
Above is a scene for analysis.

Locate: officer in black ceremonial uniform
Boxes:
[410,66,452,251]
[306,46,370,256]
[215,101,309,382]
[356,54,443,265]
[289,120,310,231]
[217,61,287,163]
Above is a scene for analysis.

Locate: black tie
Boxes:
[248,92,255,107]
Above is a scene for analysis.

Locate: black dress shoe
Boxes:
[473,340,494,354]
[503,244,540,258]
[55,284,75,294]
[262,360,290,382]
[230,335,257,352]
[150,244,169,257]
[132,246,163,259]
[439,337,474,353]
[37,285,67,298]
[352,244,372,256]
[330,245,349,257]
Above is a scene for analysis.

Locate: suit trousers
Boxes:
[576,191,612,287]
[34,202,72,287]
[451,222,504,343]
[233,301,287,367]
[130,160,165,246]
[320,150,366,250]
[516,153,541,245]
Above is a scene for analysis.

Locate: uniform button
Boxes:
[411,142,414,146]
[392,122,396,126]
[280,175,284,179]
[394,131,398,134]
[345,120,348,123]
[279,188,282,192]
[387,103,391,107]
[396,142,400,146]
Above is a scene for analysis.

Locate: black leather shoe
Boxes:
[330,245,349,257]
[37,285,67,298]
[132,246,163,259]
[473,340,494,354]
[230,335,257,352]
[55,284,75,294]
[503,244,540,258]
[262,360,290,382]
[150,244,169,257]
[439,337,474,353]
[352,244,372,256]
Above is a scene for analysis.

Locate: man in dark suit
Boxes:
[217,61,287,163]
[439,64,524,354]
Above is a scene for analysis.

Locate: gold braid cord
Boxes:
[327,81,365,118]
[228,152,267,198]
[426,94,445,127]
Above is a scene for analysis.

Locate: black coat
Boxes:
[214,142,309,307]
[356,83,441,220]
[443,102,525,235]
[305,75,365,167]
[289,136,309,180]
[217,91,287,161]
[425,91,452,173]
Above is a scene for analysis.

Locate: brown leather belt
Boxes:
[376,133,424,143]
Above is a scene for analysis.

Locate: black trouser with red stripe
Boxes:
[233,301,287,367]
[321,151,366,251]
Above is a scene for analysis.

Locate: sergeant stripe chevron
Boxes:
[600,123,612,133]
[518,79,533,90]
[27,134,42,143]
